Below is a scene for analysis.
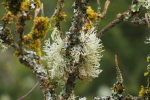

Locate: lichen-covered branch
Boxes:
[94,0,110,29]
[61,0,90,99]
[51,0,65,38]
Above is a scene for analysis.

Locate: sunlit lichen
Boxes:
[53,12,67,23]
[23,33,33,44]
[21,0,41,11]
[86,6,98,20]
[144,72,149,76]
[28,39,41,56]
[32,17,50,39]
[23,33,42,56]
[139,86,146,97]
[21,17,50,56]
[21,0,31,11]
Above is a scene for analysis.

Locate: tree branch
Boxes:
[97,0,139,38]
[96,13,126,38]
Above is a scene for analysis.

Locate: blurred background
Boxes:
[1,0,150,100]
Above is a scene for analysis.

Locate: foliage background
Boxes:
[0,0,150,100]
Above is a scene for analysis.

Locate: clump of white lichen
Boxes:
[42,26,104,84]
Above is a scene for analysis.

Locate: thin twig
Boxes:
[94,0,101,28]
[50,0,65,38]
[130,17,147,26]
[18,82,39,100]
[101,0,110,17]
[145,13,150,28]
[97,0,101,14]
[97,13,126,38]
[115,54,123,83]
[51,0,65,18]
[97,0,140,38]
[41,3,44,17]
[34,7,41,19]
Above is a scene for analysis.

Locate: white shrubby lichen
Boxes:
[42,27,104,82]
[42,28,66,81]
[74,27,103,79]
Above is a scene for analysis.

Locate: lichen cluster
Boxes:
[32,17,50,39]
[86,6,98,20]
[42,27,103,85]
[21,0,41,11]
[23,17,50,56]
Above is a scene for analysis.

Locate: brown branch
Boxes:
[130,18,147,26]
[101,0,110,18]
[96,13,126,38]
[115,54,118,67]
[11,41,19,50]
[97,0,139,38]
